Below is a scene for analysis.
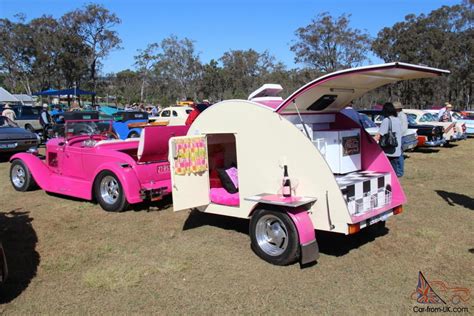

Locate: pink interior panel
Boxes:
[138,125,189,163]
[332,113,407,211]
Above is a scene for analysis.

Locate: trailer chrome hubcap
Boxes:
[12,165,26,188]
[255,214,288,256]
[100,176,120,204]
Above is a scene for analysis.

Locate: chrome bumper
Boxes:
[425,138,446,147]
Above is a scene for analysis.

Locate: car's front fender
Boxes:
[9,153,51,190]
[92,162,143,204]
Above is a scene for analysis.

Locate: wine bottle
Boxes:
[282,165,292,197]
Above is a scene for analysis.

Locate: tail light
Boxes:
[348,223,360,234]
[393,206,403,215]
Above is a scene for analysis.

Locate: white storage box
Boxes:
[313,128,361,174]
[336,171,392,215]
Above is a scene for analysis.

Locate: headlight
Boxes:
[27,147,39,155]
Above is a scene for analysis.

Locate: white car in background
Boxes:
[149,106,193,126]
[404,109,465,142]
[425,109,472,137]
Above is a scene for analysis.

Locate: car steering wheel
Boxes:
[100,131,119,140]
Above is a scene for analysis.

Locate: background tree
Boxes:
[371,3,473,108]
[0,15,34,94]
[153,35,202,101]
[61,3,121,101]
[291,12,371,73]
[198,59,225,102]
[112,70,141,104]
[134,43,160,103]
[219,49,278,99]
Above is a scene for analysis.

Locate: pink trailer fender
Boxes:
[287,208,319,265]
[92,163,143,204]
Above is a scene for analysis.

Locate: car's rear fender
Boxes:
[9,153,51,190]
[92,162,143,204]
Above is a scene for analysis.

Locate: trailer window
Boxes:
[307,94,337,111]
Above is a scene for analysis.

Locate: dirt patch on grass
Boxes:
[0,140,473,313]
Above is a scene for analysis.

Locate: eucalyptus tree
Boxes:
[61,4,121,97]
[291,12,371,73]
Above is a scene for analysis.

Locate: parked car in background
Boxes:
[406,115,446,147]
[112,111,148,139]
[9,117,189,212]
[149,106,192,126]
[357,111,419,151]
[50,111,116,140]
[460,111,474,120]
[0,105,42,132]
[424,109,467,140]
[403,109,458,143]
[0,116,40,155]
[452,112,474,136]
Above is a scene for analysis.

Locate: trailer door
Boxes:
[169,136,210,211]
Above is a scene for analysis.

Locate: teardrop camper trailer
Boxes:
[168,62,449,266]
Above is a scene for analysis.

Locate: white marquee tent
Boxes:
[0,87,20,103]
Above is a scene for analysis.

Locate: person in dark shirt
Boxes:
[185,103,209,126]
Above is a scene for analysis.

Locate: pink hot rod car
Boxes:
[9,117,188,212]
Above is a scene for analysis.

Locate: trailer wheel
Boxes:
[94,171,129,212]
[250,208,299,265]
[10,160,37,192]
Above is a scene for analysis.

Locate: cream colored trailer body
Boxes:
[169,62,449,265]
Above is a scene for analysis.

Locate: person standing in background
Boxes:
[393,101,408,135]
[1,104,16,121]
[393,101,408,176]
[340,102,361,125]
[185,103,209,126]
[151,105,158,116]
[438,102,453,122]
[39,104,52,142]
[375,102,404,177]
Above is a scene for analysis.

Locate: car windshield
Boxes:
[452,112,462,119]
[420,113,436,122]
[407,115,417,125]
[0,116,19,128]
[358,113,377,128]
[64,120,113,140]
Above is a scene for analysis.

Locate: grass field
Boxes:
[0,140,473,314]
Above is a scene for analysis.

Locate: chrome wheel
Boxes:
[11,165,26,188]
[255,214,289,256]
[99,175,120,205]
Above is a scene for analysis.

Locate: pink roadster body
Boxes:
[9,119,188,212]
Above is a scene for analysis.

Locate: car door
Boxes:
[60,142,85,179]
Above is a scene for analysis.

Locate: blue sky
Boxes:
[0,0,462,74]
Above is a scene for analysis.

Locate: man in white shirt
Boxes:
[1,104,16,121]
[438,102,453,122]
[393,101,408,135]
